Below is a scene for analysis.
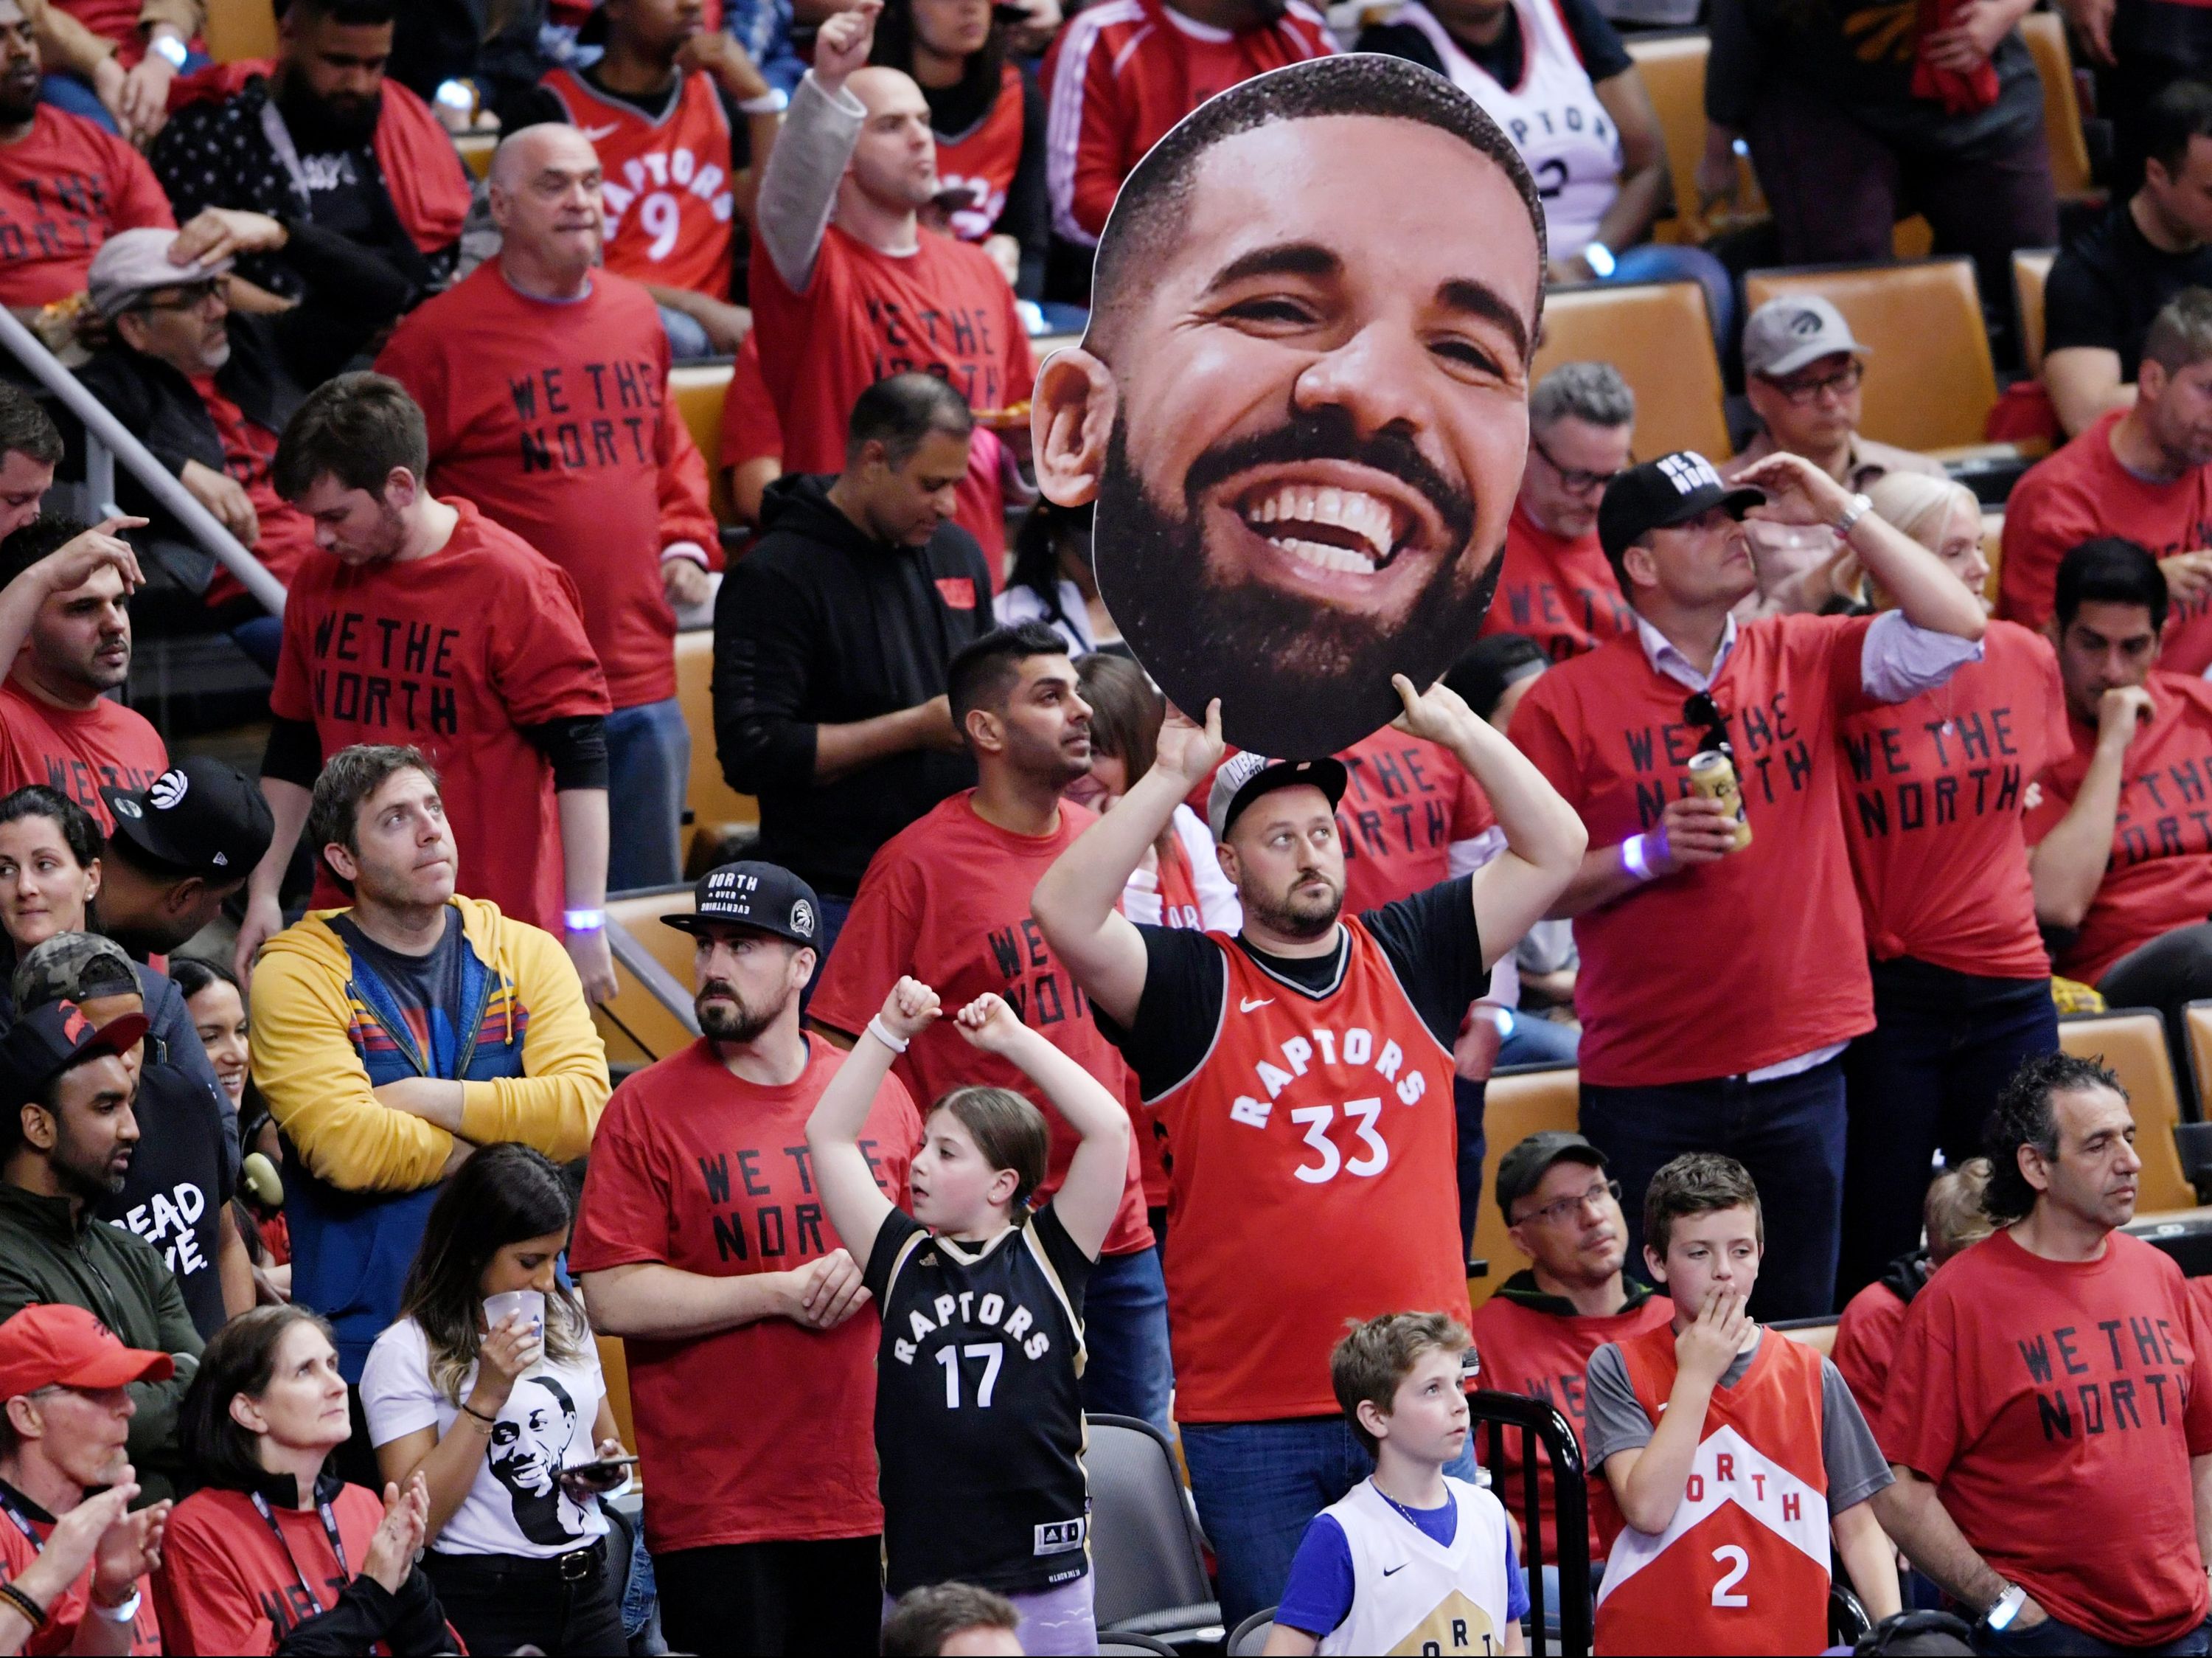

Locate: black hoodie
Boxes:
[714,474,992,894]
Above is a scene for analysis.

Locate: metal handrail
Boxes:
[0,307,286,616]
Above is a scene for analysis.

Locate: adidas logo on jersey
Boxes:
[1033,1517,1086,1555]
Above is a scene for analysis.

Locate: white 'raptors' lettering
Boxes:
[599,145,734,257]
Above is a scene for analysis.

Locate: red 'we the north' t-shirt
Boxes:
[1335,727,1495,913]
[376,263,717,710]
[1837,620,2070,979]
[1481,501,1634,662]
[1510,617,1875,1086]
[0,105,173,308]
[2025,669,2212,985]
[153,1484,386,1656]
[571,1036,919,1553]
[0,1482,159,1657]
[749,224,1034,561]
[1879,1229,2212,1646]
[0,681,166,833]
[810,791,1155,1256]
[2000,410,2212,674]
[271,499,612,933]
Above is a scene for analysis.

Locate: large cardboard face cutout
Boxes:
[1033,55,1546,758]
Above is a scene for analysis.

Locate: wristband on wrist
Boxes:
[739,86,788,114]
[149,32,187,68]
[89,1586,139,1624]
[866,1015,910,1054]
[564,908,606,933]
[1619,833,1655,881]
[460,1400,498,1427]
[0,1581,47,1629]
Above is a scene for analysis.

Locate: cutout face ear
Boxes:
[1032,347,1119,508]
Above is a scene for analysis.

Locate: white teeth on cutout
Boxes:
[1279,537,1376,575]
[1237,482,1402,566]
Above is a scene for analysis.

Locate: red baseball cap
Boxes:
[0,1305,173,1401]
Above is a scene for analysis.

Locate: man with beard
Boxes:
[0,996,203,1505]
[246,744,611,1383]
[812,623,1169,1432]
[1029,52,1545,759]
[1032,676,1586,1626]
[1506,448,1987,1321]
[150,0,472,305]
[575,860,920,1656]
[233,372,617,1005]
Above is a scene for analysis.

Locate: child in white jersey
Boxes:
[1267,1314,1528,1656]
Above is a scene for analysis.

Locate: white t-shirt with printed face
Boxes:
[360,1317,613,1558]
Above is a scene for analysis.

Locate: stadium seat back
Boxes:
[2188,1003,2212,1120]
[1624,32,1765,243]
[1085,1415,1220,1637]
[1773,1317,1838,1357]
[1227,1611,1277,1657]
[2059,1010,2196,1213]
[1745,259,1997,453]
[608,887,698,982]
[593,901,702,1065]
[2014,249,2056,375]
[673,629,760,859]
[595,1336,639,1458]
[1532,285,1730,462]
[2020,12,2095,200]
[670,363,735,523]
[1468,1064,1579,1308]
[206,0,276,62]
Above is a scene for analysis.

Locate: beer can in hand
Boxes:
[1687,750,1753,850]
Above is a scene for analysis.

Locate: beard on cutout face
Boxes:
[1094,404,1502,758]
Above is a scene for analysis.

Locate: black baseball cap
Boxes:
[1207,752,1349,844]
[0,999,150,1103]
[102,757,274,883]
[1596,451,1765,564]
[1495,1131,1609,1224]
[662,861,821,948]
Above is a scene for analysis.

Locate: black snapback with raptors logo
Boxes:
[662,861,822,948]
[101,755,274,881]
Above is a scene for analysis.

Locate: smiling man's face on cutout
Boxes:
[1036,83,1542,757]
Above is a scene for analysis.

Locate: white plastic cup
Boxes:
[484,1288,545,1343]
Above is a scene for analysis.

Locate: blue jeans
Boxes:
[1579,1056,1847,1320]
[229,614,283,677]
[620,1518,657,1638]
[658,304,717,363]
[1455,1075,1487,1262]
[43,49,209,131]
[1976,1613,2212,1656]
[1605,242,1739,361]
[1079,1245,1172,1436]
[1499,1014,1579,1068]
[605,697,689,892]
[1180,1415,1480,1629]
[1839,957,2057,1303]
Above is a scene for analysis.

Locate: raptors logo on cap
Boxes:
[149,769,189,811]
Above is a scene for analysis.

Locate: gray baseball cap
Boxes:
[1206,752,1348,844]
[1742,295,1871,381]
[86,227,234,322]
[1495,1131,1608,1224]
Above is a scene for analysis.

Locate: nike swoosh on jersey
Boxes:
[582,122,620,140]
[1239,996,1273,1012]
[1382,1564,1407,1576]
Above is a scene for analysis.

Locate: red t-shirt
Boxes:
[541,66,737,299]
[1832,1277,1908,1423]
[270,499,613,933]
[2024,669,2212,985]
[1837,620,2070,978]
[0,1487,160,1657]
[0,105,173,308]
[749,223,1034,561]
[935,63,1026,243]
[1464,1288,1672,1564]
[1509,618,1876,1085]
[571,1036,917,1551]
[718,332,782,472]
[1878,1229,2212,1645]
[1335,728,1495,914]
[375,263,717,710]
[1999,410,2212,675]
[810,791,1154,1255]
[153,1483,387,1656]
[190,374,319,607]
[1482,500,1634,662]
[0,680,166,832]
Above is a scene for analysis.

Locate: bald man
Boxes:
[747,0,1034,563]
[374,120,719,894]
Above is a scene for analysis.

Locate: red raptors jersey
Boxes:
[1150,920,1467,1421]
[1591,1327,1831,1657]
[936,63,1026,243]
[542,66,737,298]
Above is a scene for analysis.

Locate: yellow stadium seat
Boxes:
[1534,282,1731,462]
[1467,1064,1579,1309]
[1776,1321,1837,1357]
[1744,259,1997,454]
[669,363,734,524]
[2188,1003,2212,1119]
[608,889,698,983]
[2014,249,2056,376]
[591,890,700,1064]
[2020,12,2096,202]
[1624,32,1765,246]
[2059,1010,2196,1213]
[673,628,759,851]
[595,1336,638,1457]
[205,0,276,63]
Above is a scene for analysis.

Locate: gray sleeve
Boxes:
[755,70,865,294]
[1581,1342,1656,1468]
[142,968,240,1179]
[1820,1356,1896,1513]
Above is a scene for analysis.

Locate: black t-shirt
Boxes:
[863,1201,1093,1596]
[95,1050,236,1341]
[2044,198,2212,379]
[1357,0,1631,90]
[276,87,422,269]
[330,909,469,1075]
[1101,877,1486,1103]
